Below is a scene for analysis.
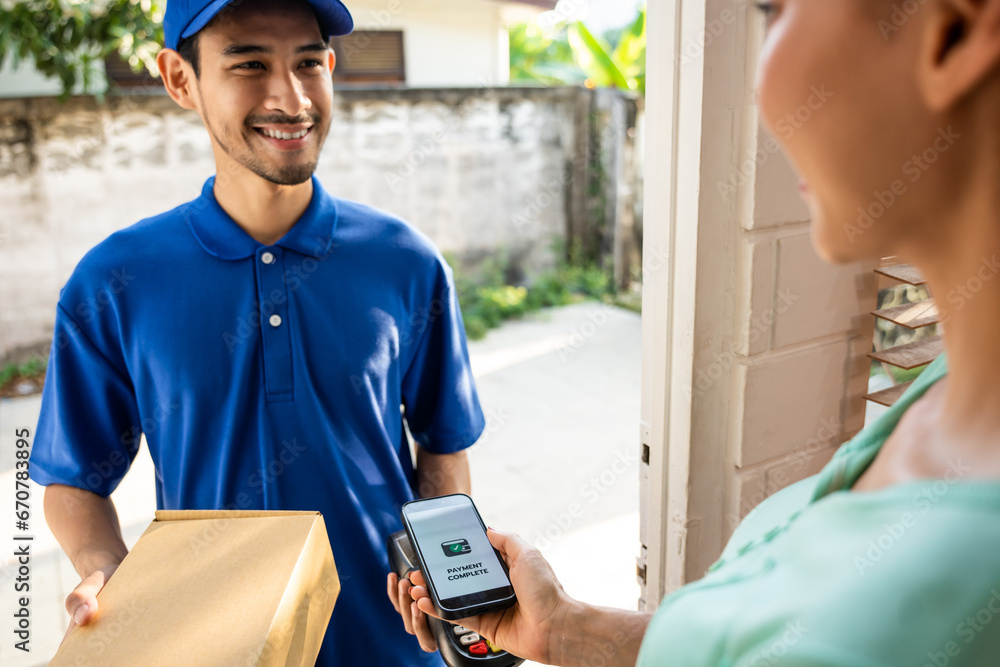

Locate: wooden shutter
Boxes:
[865,259,941,407]
[104,55,163,90]
[330,30,406,84]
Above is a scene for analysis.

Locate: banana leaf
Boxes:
[567,21,631,91]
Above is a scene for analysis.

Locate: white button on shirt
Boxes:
[261,251,275,264]
[269,314,282,327]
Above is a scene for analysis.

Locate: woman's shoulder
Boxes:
[663,481,1000,666]
[759,481,1000,665]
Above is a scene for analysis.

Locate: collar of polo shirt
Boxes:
[183,175,338,260]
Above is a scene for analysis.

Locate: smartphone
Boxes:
[400,494,516,620]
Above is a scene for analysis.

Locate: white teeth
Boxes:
[260,128,309,140]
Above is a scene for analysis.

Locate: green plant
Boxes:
[508,22,583,86]
[0,357,47,387]
[0,0,163,99]
[509,7,646,95]
[453,249,615,340]
[870,361,928,386]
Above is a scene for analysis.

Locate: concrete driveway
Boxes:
[0,301,641,666]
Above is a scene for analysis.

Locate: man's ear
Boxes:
[918,0,1000,111]
[156,48,200,112]
[328,49,336,73]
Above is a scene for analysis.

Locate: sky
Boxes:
[537,0,645,31]
[586,0,646,31]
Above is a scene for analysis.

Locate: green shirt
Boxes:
[637,353,1000,666]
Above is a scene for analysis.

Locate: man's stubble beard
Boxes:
[201,92,327,186]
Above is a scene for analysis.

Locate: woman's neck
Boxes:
[909,184,1000,440]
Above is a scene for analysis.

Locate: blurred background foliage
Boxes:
[0,0,163,99]
[448,247,619,341]
[1,1,646,98]
[509,5,645,95]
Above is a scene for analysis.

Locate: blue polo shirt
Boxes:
[29,175,485,666]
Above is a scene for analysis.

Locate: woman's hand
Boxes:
[405,528,577,664]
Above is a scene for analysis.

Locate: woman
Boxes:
[389,0,1000,663]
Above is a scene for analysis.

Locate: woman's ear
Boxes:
[156,48,200,112]
[918,0,1000,111]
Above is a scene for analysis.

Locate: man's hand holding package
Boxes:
[61,560,120,645]
[45,483,129,646]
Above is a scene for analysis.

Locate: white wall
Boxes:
[0,59,106,99]
[342,0,543,87]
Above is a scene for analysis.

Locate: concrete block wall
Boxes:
[0,86,637,363]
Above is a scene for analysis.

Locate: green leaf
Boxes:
[612,8,646,74]
[567,21,631,90]
[0,0,164,98]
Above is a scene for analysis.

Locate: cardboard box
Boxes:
[51,509,339,667]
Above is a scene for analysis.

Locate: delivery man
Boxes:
[28,0,485,664]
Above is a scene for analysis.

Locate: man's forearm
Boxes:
[43,484,129,577]
[415,449,471,497]
[552,602,653,667]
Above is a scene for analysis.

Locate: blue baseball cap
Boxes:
[163,0,354,51]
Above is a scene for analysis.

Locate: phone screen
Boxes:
[402,495,514,613]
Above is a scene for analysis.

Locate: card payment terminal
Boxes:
[388,530,525,667]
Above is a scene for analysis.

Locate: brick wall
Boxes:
[639,0,878,597]
[729,127,876,536]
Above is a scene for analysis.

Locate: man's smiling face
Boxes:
[186,0,335,186]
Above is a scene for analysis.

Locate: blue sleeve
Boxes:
[400,259,486,454]
[28,303,142,498]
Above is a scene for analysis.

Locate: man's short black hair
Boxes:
[177,33,201,78]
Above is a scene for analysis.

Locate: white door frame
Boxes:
[638,0,759,608]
